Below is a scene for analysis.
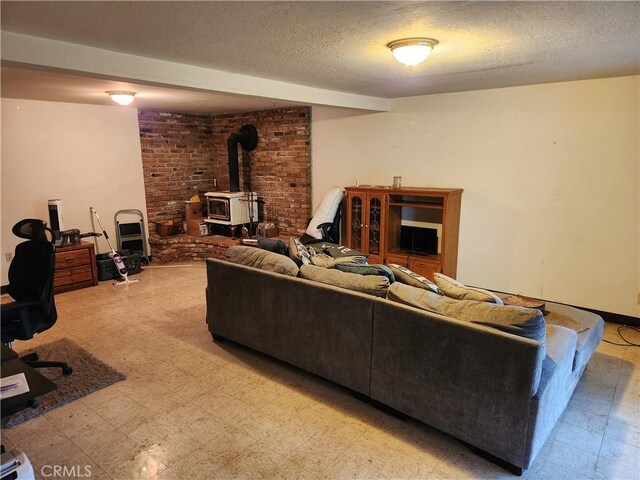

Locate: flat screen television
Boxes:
[400,225,438,255]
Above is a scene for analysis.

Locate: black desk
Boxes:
[1,345,56,419]
[1,345,17,363]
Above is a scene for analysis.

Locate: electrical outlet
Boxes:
[4,252,13,262]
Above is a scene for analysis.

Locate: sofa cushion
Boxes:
[257,236,288,256]
[433,273,503,304]
[335,263,395,283]
[387,282,545,351]
[225,245,299,277]
[389,264,442,294]
[543,325,577,374]
[544,302,604,372]
[544,311,588,333]
[300,264,389,297]
[289,237,311,266]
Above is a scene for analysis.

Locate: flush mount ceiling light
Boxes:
[387,37,439,68]
[106,91,136,105]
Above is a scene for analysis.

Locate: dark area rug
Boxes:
[2,338,126,428]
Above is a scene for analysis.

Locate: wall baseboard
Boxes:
[578,306,639,328]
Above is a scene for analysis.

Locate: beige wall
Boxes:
[312,76,640,317]
[1,99,148,284]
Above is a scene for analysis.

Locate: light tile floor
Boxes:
[2,263,639,479]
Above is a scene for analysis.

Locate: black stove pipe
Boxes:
[227,124,258,192]
[227,134,241,193]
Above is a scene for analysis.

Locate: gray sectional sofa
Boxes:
[205,256,604,474]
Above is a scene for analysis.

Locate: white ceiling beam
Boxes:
[1,32,389,112]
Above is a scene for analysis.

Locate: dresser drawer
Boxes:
[55,248,91,269]
[386,252,410,267]
[53,242,98,293]
[54,266,94,286]
[408,257,442,281]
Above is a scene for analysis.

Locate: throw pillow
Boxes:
[225,245,299,277]
[308,252,367,269]
[387,282,545,353]
[257,236,288,256]
[389,264,442,295]
[310,242,368,259]
[335,263,395,283]
[288,237,311,266]
[433,273,503,304]
[300,264,390,298]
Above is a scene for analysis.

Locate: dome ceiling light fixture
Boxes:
[387,37,439,68]
[106,91,137,105]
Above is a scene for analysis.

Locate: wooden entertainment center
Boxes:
[345,186,463,280]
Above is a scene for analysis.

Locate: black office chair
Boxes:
[1,219,72,375]
[299,187,345,245]
[304,205,342,244]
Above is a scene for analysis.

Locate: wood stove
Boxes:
[205,124,260,233]
[204,192,258,226]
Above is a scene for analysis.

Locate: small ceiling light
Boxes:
[106,91,136,106]
[387,38,439,68]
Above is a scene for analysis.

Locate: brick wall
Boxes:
[212,106,311,236]
[139,106,312,241]
[138,110,216,231]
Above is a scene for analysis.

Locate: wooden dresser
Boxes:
[54,242,99,293]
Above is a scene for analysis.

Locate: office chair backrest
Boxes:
[12,218,49,242]
[7,220,57,324]
[305,187,344,242]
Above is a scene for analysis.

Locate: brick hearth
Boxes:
[148,234,239,263]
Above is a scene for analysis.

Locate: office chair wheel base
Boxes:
[25,360,73,375]
[21,352,39,362]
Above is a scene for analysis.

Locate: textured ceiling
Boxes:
[1,1,639,111]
